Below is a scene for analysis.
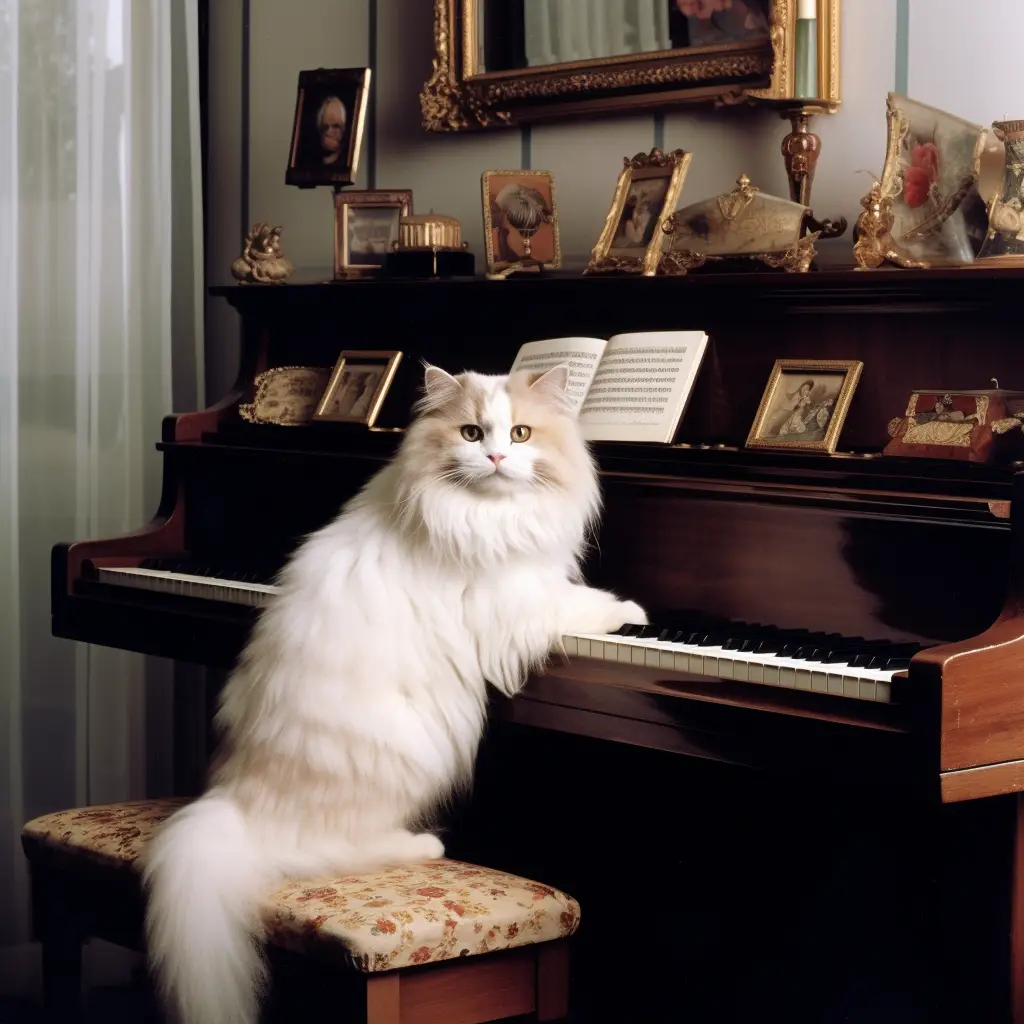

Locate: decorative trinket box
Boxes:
[885,388,1024,463]
[659,175,819,274]
[384,212,474,278]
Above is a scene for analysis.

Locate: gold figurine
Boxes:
[231,223,295,284]
[852,182,929,270]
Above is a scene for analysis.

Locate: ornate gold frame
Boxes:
[587,149,692,276]
[746,358,863,455]
[333,190,413,279]
[420,0,839,131]
[481,169,561,275]
[314,350,403,427]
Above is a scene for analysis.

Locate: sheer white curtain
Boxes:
[0,0,203,970]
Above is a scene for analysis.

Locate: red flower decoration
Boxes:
[416,887,447,898]
[409,946,432,963]
[903,165,931,208]
[443,900,465,917]
[375,918,396,934]
[507,923,519,938]
[913,142,940,182]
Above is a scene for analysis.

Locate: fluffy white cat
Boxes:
[142,364,647,1024]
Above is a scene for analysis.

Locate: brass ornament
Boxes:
[852,181,929,270]
[230,223,294,284]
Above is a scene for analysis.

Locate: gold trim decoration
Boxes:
[421,0,836,130]
[333,189,413,279]
[745,358,864,455]
[586,148,692,277]
[314,350,403,427]
[238,366,331,426]
[481,169,561,278]
[852,180,930,270]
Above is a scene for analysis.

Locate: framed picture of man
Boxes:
[286,67,371,188]
[314,350,403,426]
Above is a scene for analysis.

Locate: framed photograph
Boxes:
[314,350,403,426]
[333,190,413,278]
[587,148,692,276]
[286,67,371,188]
[746,359,864,454]
[481,169,560,273]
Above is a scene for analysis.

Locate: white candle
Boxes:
[798,0,816,18]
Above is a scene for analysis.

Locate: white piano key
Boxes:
[96,566,281,607]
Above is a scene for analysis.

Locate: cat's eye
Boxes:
[460,424,483,442]
[510,425,532,443]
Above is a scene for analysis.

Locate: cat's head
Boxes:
[392,364,600,560]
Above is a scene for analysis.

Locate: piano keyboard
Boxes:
[95,562,281,607]
[90,566,921,706]
[562,618,930,704]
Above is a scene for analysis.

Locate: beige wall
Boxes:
[206,0,903,397]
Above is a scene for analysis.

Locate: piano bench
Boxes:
[21,798,578,1023]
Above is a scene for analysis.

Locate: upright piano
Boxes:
[52,269,1024,1022]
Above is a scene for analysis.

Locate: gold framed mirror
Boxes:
[420,0,839,132]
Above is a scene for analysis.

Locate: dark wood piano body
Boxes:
[52,268,1024,1021]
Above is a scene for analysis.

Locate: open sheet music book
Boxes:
[508,331,709,443]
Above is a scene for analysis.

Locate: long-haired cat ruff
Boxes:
[142,364,646,1024]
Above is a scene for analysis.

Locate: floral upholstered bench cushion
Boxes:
[21,798,580,973]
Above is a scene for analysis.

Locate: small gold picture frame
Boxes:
[746,359,863,455]
[587,148,692,276]
[481,169,560,276]
[333,189,413,278]
[314,350,403,426]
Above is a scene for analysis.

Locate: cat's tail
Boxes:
[141,792,274,1024]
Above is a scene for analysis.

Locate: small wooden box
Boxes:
[885,389,1024,464]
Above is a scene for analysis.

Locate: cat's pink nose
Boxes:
[487,453,505,466]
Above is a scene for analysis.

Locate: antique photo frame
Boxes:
[286,67,371,188]
[746,358,863,454]
[481,169,560,276]
[333,189,414,278]
[314,350,403,427]
[587,148,692,276]
[420,0,839,132]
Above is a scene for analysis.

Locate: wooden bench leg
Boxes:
[536,941,570,1021]
[41,933,83,1023]
[366,972,401,1024]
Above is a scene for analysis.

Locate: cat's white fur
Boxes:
[142,364,647,1024]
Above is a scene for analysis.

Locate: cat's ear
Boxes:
[527,363,571,404]
[422,363,463,405]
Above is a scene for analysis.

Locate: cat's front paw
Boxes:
[610,599,647,631]
[575,599,647,635]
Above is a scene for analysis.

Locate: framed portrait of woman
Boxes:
[587,148,692,275]
[746,359,863,454]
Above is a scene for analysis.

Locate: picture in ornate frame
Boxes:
[333,190,413,278]
[481,169,560,275]
[420,1,840,132]
[746,358,863,455]
[314,350,403,426]
[588,149,692,275]
[286,67,371,188]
